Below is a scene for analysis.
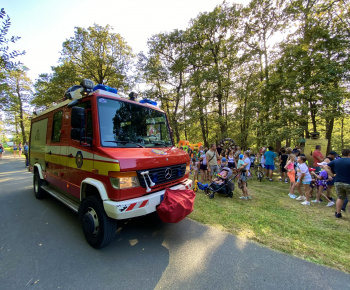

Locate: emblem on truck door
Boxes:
[76,151,83,168]
[165,168,172,179]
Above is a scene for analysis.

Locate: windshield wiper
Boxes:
[152,142,173,147]
[105,141,144,148]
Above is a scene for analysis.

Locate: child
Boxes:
[212,168,229,185]
[221,157,228,169]
[192,157,200,181]
[295,156,313,205]
[285,154,296,198]
[311,162,335,206]
[238,153,250,200]
[308,168,317,198]
[279,149,289,183]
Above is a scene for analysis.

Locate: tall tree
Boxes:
[0,67,32,143]
[60,24,133,91]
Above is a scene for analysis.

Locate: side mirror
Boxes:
[71,107,85,129]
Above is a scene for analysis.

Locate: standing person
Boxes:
[260,151,267,175]
[243,151,252,180]
[264,146,277,181]
[23,142,29,167]
[199,150,207,183]
[206,144,220,182]
[234,146,241,166]
[324,149,350,218]
[13,142,17,157]
[197,146,204,159]
[311,162,335,206]
[227,150,236,169]
[238,152,251,200]
[295,156,313,205]
[285,154,297,198]
[279,149,289,183]
[18,142,23,157]
[312,145,324,173]
[187,146,193,159]
[323,151,339,201]
[292,145,301,157]
[0,143,3,160]
[217,144,222,156]
[249,152,256,168]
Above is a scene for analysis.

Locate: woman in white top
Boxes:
[227,150,236,169]
[199,151,208,182]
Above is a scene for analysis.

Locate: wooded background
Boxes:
[1,0,349,152]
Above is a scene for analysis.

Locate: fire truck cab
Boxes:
[29,80,192,248]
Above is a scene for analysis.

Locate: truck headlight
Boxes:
[109,171,140,189]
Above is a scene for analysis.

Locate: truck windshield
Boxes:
[98,97,173,148]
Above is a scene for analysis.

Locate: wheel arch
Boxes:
[33,163,44,179]
[80,178,108,201]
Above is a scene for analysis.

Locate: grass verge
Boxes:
[188,173,350,273]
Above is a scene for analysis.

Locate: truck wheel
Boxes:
[33,172,46,199]
[79,195,116,249]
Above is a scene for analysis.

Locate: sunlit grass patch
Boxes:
[189,173,350,273]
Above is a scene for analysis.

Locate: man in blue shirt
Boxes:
[325,149,350,218]
[264,146,277,181]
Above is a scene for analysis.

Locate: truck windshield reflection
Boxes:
[98,97,173,148]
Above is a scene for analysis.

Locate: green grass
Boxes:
[188,172,350,273]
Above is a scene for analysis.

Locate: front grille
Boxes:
[137,164,186,188]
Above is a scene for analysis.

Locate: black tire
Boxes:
[79,195,117,249]
[33,171,46,199]
[209,193,214,199]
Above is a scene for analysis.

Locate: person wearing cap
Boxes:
[312,145,324,173]
[324,149,350,218]
[221,157,228,169]
[264,146,277,181]
[311,161,335,206]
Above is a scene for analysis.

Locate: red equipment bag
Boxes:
[156,188,196,223]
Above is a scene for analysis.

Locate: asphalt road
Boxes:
[1,154,349,289]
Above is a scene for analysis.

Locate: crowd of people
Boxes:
[0,142,29,166]
[187,143,350,218]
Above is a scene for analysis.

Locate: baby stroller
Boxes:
[204,167,238,199]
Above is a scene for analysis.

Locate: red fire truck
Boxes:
[29,80,192,248]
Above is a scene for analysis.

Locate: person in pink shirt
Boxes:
[312,145,324,173]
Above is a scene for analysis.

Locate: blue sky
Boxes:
[4,0,248,82]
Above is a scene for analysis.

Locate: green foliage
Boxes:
[32,24,133,108]
[0,67,33,143]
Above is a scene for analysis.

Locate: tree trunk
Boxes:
[325,116,334,153]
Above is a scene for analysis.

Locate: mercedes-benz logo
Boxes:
[165,168,172,179]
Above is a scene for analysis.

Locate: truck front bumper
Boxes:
[103,178,193,220]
